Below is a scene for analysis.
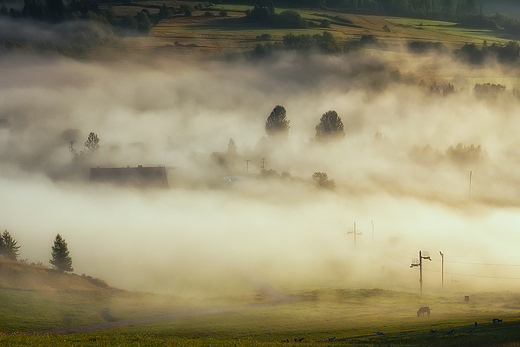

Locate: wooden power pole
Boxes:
[439,251,444,290]
[347,222,362,250]
[410,250,432,293]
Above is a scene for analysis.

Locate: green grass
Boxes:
[2,288,520,346]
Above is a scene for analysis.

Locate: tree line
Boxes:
[0,231,74,273]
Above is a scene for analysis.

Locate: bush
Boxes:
[360,34,377,46]
[273,10,307,28]
[257,33,272,41]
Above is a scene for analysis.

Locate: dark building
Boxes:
[90,166,169,188]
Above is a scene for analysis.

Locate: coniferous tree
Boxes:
[315,110,345,141]
[1,230,20,260]
[50,234,73,272]
[265,105,290,139]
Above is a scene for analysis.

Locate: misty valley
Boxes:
[2,0,520,345]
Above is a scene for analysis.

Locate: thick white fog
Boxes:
[2,47,520,295]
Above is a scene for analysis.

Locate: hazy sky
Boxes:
[2,40,520,295]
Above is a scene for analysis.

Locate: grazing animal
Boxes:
[281,339,289,343]
[376,331,384,336]
[294,338,304,342]
[493,318,502,324]
[328,337,336,342]
[474,322,478,329]
[447,329,455,334]
[417,306,430,317]
[430,329,438,333]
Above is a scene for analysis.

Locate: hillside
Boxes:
[0,257,111,292]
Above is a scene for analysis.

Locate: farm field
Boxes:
[98,2,512,57]
[2,285,520,346]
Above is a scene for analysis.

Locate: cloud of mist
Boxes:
[2,45,520,295]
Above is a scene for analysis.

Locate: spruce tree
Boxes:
[265,105,290,139]
[50,234,73,272]
[315,110,345,142]
[1,230,20,260]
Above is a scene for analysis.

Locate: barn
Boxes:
[89,166,169,188]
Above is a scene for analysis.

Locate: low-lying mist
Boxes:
[2,46,520,296]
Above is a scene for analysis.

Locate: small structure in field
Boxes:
[90,166,169,188]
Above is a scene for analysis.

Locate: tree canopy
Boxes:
[50,234,73,272]
[315,110,345,141]
[265,105,290,139]
[312,172,335,189]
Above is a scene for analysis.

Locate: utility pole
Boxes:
[371,220,374,246]
[260,157,267,170]
[439,251,444,290]
[244,159,252,174]
[469,171,472,200]
[347,222,362,250]
[410,250,432,293]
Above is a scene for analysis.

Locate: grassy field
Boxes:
[2,285,520,346]
[98,2,512,57]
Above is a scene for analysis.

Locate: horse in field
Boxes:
[417,306,430,317]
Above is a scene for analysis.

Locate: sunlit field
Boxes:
[2,287,520,346]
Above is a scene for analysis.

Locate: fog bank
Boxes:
[2,49,520,294]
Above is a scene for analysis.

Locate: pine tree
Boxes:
[315,110,345,141]
[1,230,20,260]
[50,234,73,272]
[265,105,290,139]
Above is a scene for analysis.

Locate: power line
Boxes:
[422,268,520,280]
[380,252,410,266]
[444,271,520,280]
[374,240,416,255]
[443,260,520,266]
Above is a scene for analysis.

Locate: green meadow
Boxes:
[2,285,520,346]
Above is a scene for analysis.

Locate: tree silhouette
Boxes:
[84,132,100,152]
[0,230,20,260]
[265,105,290,139]
[312,172,335,189]
[227,138,237,155]
[50,234,73,272]
[315,110,345,141]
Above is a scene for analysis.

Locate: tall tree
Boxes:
[315,110,345,141]
[1,230,20,260]
[227,138,237,155]
[50,234,73,272]
[84,132,100,152]
[265,105,290,139]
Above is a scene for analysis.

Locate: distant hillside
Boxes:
[0,257,115,292]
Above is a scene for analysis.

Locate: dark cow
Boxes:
[493,318,502,324]
[417,306,430,317]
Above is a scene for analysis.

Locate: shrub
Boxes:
[320,19,330,28]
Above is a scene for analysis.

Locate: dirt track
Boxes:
[18,290,300,335]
